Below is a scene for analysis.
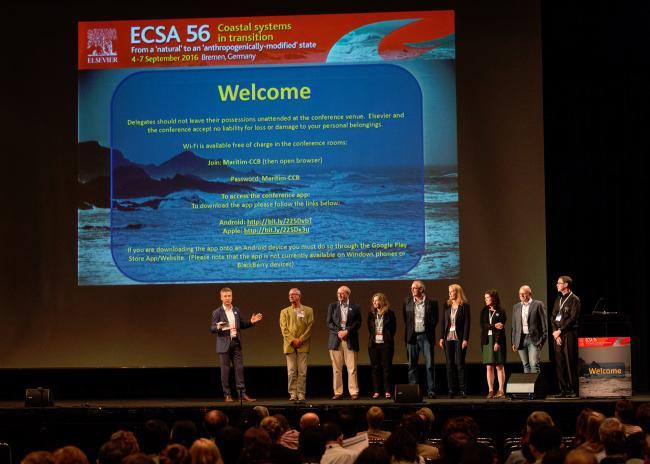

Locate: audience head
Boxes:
[565,448,598,464]
[21,452,55,464]
[574,408,595,446]
[337,407,357,438]
[416,407,435,428]
[526,411,554,435]
[272,414,291,433]
[353,446,390,464]
[528,425,562,458]
[159,444,190,464]
[241,426,272,463]
[459,442,495,464]
[366,406,385,430]
[298,427,326,463]
[401,413,427,443]
[141,419,170,455]
[97,441,129,464]
[614,399,636,425]
[599,418,625,456]
[322,422,344,445]
[189,438,222,464]
[636,402,650,433]
[122,454,155,464]
[252,406,269,418]
[584,411,606,444]
[52,446,88,464]
[384,424,418,463]
[110,430,140,455]
[259,416,283,443]
[299,412,320,430]
[170,421,199,449]
[203,410,229,438]
[214,426,242,464]
[624,431,648,460]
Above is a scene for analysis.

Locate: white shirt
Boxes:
[414,298,425,333]
[321,444,358,464]
[340,301,349,329]
[223,306,237,338]
[522,300,531,335]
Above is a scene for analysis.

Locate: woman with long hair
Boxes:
[368,293,397,399]
[439,284,470,398]
[480,290,507,398]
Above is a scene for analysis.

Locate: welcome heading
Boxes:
[218,84,311,102]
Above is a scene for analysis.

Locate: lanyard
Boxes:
[559,292,573,312]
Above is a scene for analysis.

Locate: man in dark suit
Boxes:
[403,280,439,398]
[550,275,581,398]
[211,287,263,402]
[511,285,547,373]
[327,285,361,400]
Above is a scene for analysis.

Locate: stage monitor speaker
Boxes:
[25,388,53,407]
[506,373,547,399]
[394,384,421,403]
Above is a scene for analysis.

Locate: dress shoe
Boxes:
[351,394,359,400]
[565,391,578,398]
[297,396,305,402]
[428,392,436,399]
[495,391,506,399]
[460,391,467,398]
[551,392,566,398]
[332,394,342,400]
[241,394,256,402]
[290,396,298,402]
[486,391,495,399]
[224,395,234,402]
[372,393,380,399]
[385,392,392,399]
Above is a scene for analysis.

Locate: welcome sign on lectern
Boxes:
[578,337,631,398]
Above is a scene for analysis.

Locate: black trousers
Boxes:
[368,343,393,394]
[444,340,467,393]
[219,337,245,396]
[554,329,579,393]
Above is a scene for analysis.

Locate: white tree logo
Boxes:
[87,28,118,56]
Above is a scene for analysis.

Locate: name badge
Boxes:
[488,330,493,336]
[450,327,456,332]
[555,313,562,322]
[375,333,384,343]
[297,310,305,318]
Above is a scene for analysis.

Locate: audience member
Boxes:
[239,426,272,464]
[273,414,299,450]
[299,412,320,430]
[189,438,223,464]
[573,409,595,448]
[506,411,555,464]
[159,444,190,464]
[214,426,242,464]
[298,426,326,464]
[52,446,88,464]
[599,418,626,461]
[321,422,359,464]
[565,448,597,464]
[528,425,562,463]
[260,416,300,464]
[359,406,390,441]
[170,421,199,450]
[384,424,422,464]
[577,412,606,459]
[416,407,435,440]
[141,419,170,460]
[21,451,55,464]
[401,413,439,460]
[203,410,229,439]
[353,446,391,464]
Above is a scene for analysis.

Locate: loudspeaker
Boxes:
[506,373,547,399]
[394,384,422,403]
[25,388,53,407]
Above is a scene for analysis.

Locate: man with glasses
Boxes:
[511,285,547,376]
[280,288,314,402]
[404,280,439,398]
[550,276,581,398]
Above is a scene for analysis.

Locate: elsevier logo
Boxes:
[87,28,118,64]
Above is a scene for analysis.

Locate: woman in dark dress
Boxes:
[439,284,470,398]
[480,290,507,398]
[368,293,397,399]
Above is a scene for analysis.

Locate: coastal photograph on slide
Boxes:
[77,11,458,285]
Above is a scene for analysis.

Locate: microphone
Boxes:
[592,297,605,314]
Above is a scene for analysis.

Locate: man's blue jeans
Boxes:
[517,334,541,373]
[407,333,435,394]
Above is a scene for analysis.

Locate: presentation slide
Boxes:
[77,11,459,285]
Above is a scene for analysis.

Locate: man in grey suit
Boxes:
[511,285,547,373]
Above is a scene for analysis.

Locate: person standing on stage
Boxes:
[368,293,397,399]
[511,285,547,374]
[327,285,362,400]
[279,287,314,402]
[439,283,470,398]
[480,290,507,398]
[404,280,439,398]
[210,287,263,402]
[551,275,581,398]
